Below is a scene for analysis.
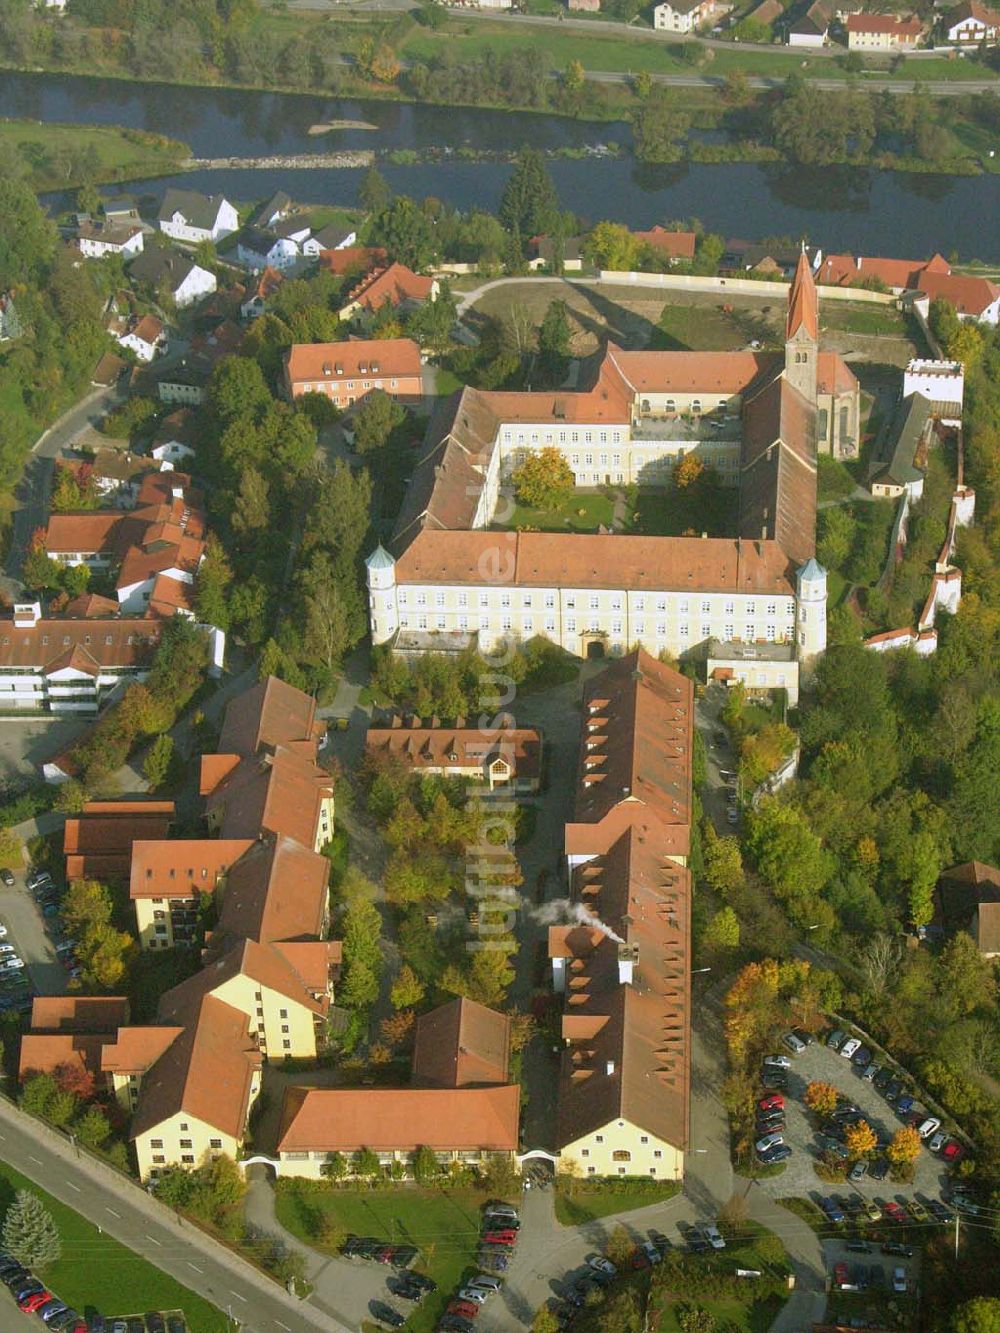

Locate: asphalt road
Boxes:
[4,385,120,586]
[0,1096,345,1333]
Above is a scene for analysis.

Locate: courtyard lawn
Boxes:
[818,455,856,503]
[274,1182,490,1333]
[554,1179,681,1226]
[650,302,760,353]
[498,491,616,532]
[626,484,739,537]
[656,1221,790,1332]
[0,1162,228,1330]
[820,303,911,338]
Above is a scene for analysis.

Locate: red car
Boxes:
[758,1094,784,1112]
[482,1230,518,1246]
[447,1300,480,1319]
[942,1140,964,1163]
[883,1202,907,1224]
[833,1262,849,1288]
[18,1291,50,1313]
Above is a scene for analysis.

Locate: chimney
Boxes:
[856,256,862,270]
[618,943,638,986]
[13,603,41,629]
[605,1060,616,1076]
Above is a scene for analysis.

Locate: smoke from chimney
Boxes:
[531,898,625,944]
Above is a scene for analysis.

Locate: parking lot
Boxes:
[823,1237,920,1317]
[754,1035,950,1205]
[0,865,69,1001]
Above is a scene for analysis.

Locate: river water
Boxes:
[5,70,1000,260]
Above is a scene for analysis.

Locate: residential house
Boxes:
[911,270,1000,326]
[724,239,821,278]
[129,249,217,309]
[787,0,833,45]
[158,189,238,244]
[867,392,933,499]
[943,0,1000,42]
[528,235,585,273]
[338,262,439,322]
[846,12,924,47]
[0,601,161,714]
[90,352,126,388]
[937,862,1000,957]
[283,337,424,408]
[550,650,692,1181]
[301,222,358,258]
[902,359,964,421]
[64,799,174,881]
[118,314,165,363]
[634,226,697,264]
[75,221,145,260]
[365,715,542,792]
[0,291,22,343]
[816,250,951,292]
[155,362,208,406]
[102,196,141,226]
[235,226,302,273]
[240,267,284,320]
[19,996,131,1087]
[250,191,293,230]
[653,0,717,30]
[275,996,518,1178]
[151,409,198,470]
[745,0,783,26]
[130,837,255,949]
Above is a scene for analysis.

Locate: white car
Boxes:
[704,1224,726,1250]
[840,1038,861,1060]
[763,1054,791,1069]
[0,944,14,956]
[587,1256,617,1277]
[918,1117,941,1140]
[469,1276,502,1293]
[929,1131,947,1153]
[726,807,739,824]
[0,925,7,938]
[0,957,24,970]
[893,1266,907,1294]
[458,1288,489,1305]
[782,1032,806,1055]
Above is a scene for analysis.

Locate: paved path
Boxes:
[747,1192,826,1332]
[0,1096,345,1332]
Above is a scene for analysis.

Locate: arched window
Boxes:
[612,1149,631,1162]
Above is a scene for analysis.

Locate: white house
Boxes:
[129,250,217,309]
[902,359,964,421]
[943,0,1000,42]
[302,224,357,258]
[76,223,145,260]
[787,0,832,44]
[158,189,238,245]
[235,228,301,273]
[118,315,165,363]
[653,0,716,29]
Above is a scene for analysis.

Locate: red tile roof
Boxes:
[412,998,512,1088]
[30,996,131,1032]
[634,227,697,260]
[366,722,541,782]
[344,262,435,313]
[19,1033,109,1083]
[914,270,1000,318]
[100,1025,184,1074]
[0,616,160,673]
[286,337,422,387]
[215,834,329,945]
[129,838,254,900]
[217,675,322,757]
[277,1084,520,1153]
[318,246,386,277]
[786,250,818,342]
[846,12,922,35]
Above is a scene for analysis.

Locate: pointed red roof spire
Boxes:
[786,245,818,342]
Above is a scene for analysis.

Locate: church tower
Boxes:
[784,247,818,406]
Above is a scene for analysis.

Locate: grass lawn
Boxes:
[820,303,910,338]
[655,1220,790,1332]
[0,1161,227,1330]
[651,302,755,353]
[274,1182,492,1333]
[0,119,189,191]
[626,484,739,537]
[818,455,856,503]
[497,491,616,531]
[554,1179,681,1226]
[827,568,848,610]
[431,366,466,397]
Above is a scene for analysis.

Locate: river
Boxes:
[5,70,1000,260]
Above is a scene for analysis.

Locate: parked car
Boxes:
[942,1139,965,1163]
[483,1206,519,1227]
[917,1117,941,1140]
[873,1067,894,1093]
[755,1132,784,1155]
[405,1273,436,1293]
[756,1119,785,1137]
[388,1245,418,1268]
[726,807,739,825]
[884,1079,904,1103]
[882,1201,907,1224]
[851,1046,873,1068]
[928,1131,947,1153]
[846,1240,872,1254]
[869,1158,890,1182]
[760,1069,788,1089]
[0,869,14,887]
[371,1303,406,1328]
[781,1031,807,1055]
[759,1144,791,1164]
[703,1224,726,1250]
[908,1199,929,1224]
[881,1242,914,1259]
[389,1279,423,1303]
[819,1197,846,1224]
[482,1231,517,1246]
[458,1289,489,1306]
[849,1160,869,1183]
[826,1029,847,1050]
[833,1262,849,1289]
[143,1318,167,1333]
[763,1054,791,1069]
[893,1266,907,1294]
[895,1094,915,1117]
[469,1276,503,1294]
[587,1257,617,1277]
[861,1062,880,1083]
[928,1198,954,1223]
[833,1104,862,1122]
[840,1038,862,1060]
[758,1093,784,1112]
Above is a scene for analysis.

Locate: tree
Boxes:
[353,390,405,455]
[953,1298,1000,1333]
[498,148,560,239]
[231,467,271,541]
[2,1190,61,1268]
[412,1144,441,1183]
[359,166,392,216]
[143,733,174,790]
[703,906,739,951]
[844,1119,878,1159]
[537,301,572,386]
[673,452,704,489]
[354,1147,381,1179]
[512,447,574,509]
[886,1124,921,1166]
[533,1309,561,1333]
[340,896,383,1010]
[804,1081,839,1118]
[370,196,435,270]
[703,828,744,897]
[390,964,425,1010]
[586,221,641,273]
[319,1152,348,1182]
[74,1105,112,1149]
[632,91,690,163]
[81,922,135,990]
[61,878,112,937]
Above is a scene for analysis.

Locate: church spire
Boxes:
[786,247,818,343]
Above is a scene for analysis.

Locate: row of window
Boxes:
[399,615,785,643]
[299,377,401,394]
[501,429,624,445]
[398,591,787,615]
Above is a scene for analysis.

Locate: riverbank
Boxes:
[0,118,189,191]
